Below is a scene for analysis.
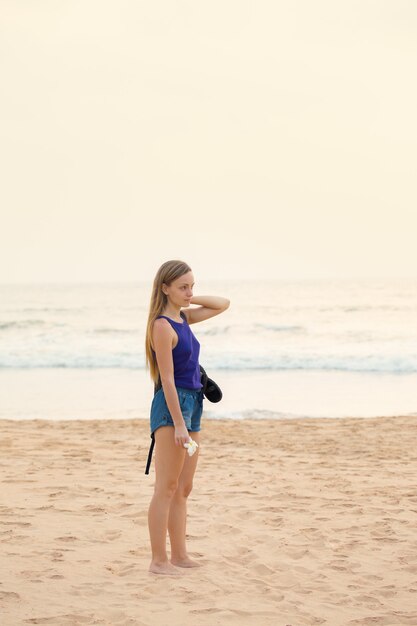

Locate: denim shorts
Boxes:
[150,386,204,436]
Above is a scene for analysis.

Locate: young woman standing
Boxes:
[145,260,230,575]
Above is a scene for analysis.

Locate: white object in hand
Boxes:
[184,438,199,456]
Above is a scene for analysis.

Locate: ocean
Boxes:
[1,279,416,421]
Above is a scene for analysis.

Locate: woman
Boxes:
[145,260,230,576]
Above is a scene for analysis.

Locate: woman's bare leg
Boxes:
[147,425,186,575]
[168,431,202,567]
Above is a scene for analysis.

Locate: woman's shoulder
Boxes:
[152,317,174,333]
[151,317,175,350]
[153,316,173,328]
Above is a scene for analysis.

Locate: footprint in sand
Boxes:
[103,562,138,577]
[102,530,122,541]
[352,593,385,609]
[361,574,383,582]
[254,563,276,575]
[0,591,20,601]
[286,548,310,560]
[48,491,65,498]
[190,608,224,615]
[82,505,106,513]
[55,535,78,542]
[117,564,137,577]
[24,615,92,624]
[377,585,396,598]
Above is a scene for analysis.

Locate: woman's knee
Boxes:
[155,478,179,499]
[175,480,193,498]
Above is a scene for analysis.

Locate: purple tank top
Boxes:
[154,311,203,390]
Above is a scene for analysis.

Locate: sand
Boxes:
[1,415,417,626]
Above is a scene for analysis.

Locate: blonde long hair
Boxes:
[145,259,192,385]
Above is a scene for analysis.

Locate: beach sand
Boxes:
[1,415,416,626]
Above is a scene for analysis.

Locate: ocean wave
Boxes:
[253,323,305,333]
[0,354,416,373]
[4,308,85,313]
[319,305,417,312]
[203,408,304,420]
[93,327,134,334]
[0,320,48,330]
[197,326,230,335]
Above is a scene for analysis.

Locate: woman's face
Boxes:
[163,271,195,307]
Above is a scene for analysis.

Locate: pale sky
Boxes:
[1,0,416,283]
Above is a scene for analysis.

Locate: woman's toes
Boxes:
[149,561,184,575]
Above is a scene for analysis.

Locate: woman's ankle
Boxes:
[151,556,170,565]
[170,551,188,561]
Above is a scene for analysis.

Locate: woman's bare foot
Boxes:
[170,556,202,568]
[149,560,183,576]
